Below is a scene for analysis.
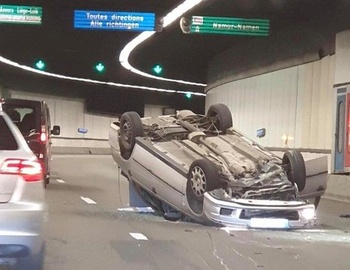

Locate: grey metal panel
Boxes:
[206,56,335,151]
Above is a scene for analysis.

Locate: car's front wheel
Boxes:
[186,159,220,215]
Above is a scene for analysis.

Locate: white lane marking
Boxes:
[118,207,154,213]
[80,196,97,204]
[221,227,249,233]
[130,233,148,240]
[56,179,65,183]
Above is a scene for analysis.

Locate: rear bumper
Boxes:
[0,202,46,258]
[203,193,316,229]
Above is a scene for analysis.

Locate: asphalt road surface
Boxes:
[43,155,350,270]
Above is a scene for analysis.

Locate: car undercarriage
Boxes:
[109,104,327,228]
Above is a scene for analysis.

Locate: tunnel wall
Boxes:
[206,55,335,150]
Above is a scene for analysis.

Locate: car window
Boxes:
[0,116,18,150]
[2,104,38,135]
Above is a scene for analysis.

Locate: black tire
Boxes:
[207,104,233,134]
[186,159,220,215]
[44,171,50,189]
[119,112,144,152]
[282,150,306,192]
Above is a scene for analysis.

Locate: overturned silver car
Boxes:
[109,104,328,229]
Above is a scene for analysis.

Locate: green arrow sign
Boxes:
[35,60,45,70]
[0,5,42,25]
[187,16,269,36]
[94,62,106,73]
[152,64,163,75]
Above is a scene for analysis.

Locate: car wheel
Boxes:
[44,172,50,189]
[282,150,306,192]
[119,112,144,152]
[186,159,220,215]
[207,103,233,134]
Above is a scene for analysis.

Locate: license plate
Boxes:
[250,218,289,229]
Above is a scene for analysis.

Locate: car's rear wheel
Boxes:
[44,168,50,188]
[282,150,306,192]
[207,103,233,134]
[45,175,50,187]
[119,112,143,158]
[186,159,220,215]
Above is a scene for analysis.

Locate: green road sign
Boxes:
[0,5,42,25]
[35,60,46,70]
[152,64,163,75]
[183,16,269,36]
[94,62,106,74]
[185,92,192,99]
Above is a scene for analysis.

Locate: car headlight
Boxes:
[301,208,315,220]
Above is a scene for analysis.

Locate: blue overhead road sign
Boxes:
[74,10,156,31]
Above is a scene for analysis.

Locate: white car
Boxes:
[0,109,46,269]
[109,104,328,229]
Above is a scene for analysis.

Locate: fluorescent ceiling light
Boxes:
[0,56,205,96]
[119,0,207,87]
[0,0,207,97]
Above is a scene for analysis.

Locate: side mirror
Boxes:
[51,125,60,136]
[256,128,266,138]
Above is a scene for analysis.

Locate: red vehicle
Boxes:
[1,98,60,188]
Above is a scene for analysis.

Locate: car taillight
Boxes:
[40,132,47,143]
[40,125,47,143]
[0,158,43,182]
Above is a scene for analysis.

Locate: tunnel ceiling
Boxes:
[0,0,348,96]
